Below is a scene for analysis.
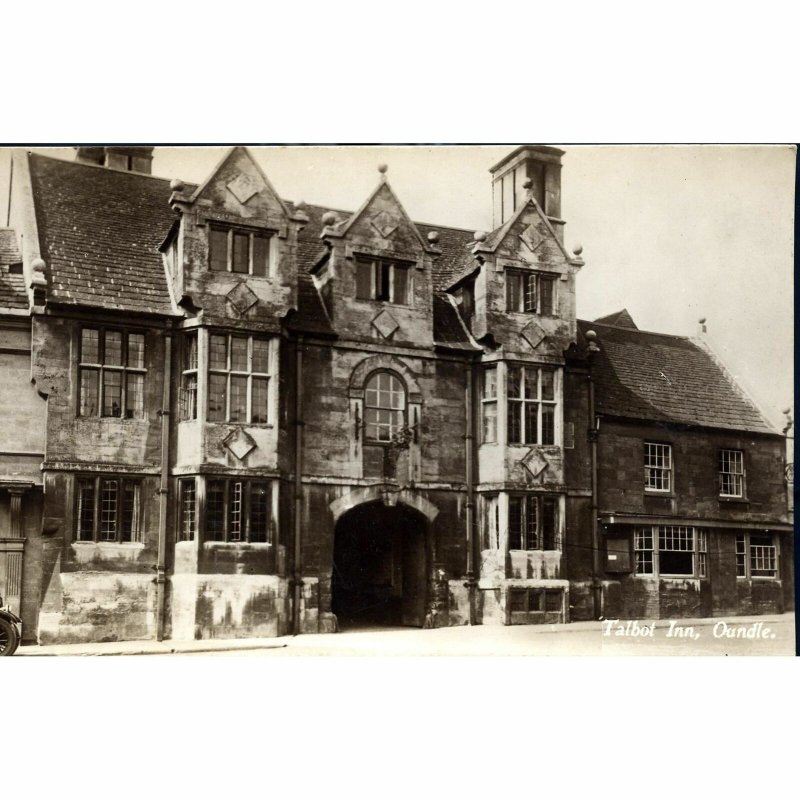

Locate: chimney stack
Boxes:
[489,145,564,231]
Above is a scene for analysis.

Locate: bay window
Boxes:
[481,366,498,443]
[508,495,560,551]
[507,365,556,445]
[736,532,779,578]
[208,333,271,424]
[205,478,271,543]
[634,525,707,578]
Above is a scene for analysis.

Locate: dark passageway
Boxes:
[332,502,427,630]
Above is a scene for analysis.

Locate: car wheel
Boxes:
[0,618,19,656]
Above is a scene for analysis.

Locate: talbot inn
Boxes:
[0,145,793,645]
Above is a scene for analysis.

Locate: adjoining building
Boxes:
[0,145,792,645]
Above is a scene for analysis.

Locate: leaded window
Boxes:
[481,366,498,443]
[508,495,560,551]
[506,270,557,315]
[76,476,141,543]
[208,334,271,423]
[180,331,198,421]
[178,478,196,542]
[507,365,556,445]
[205,479,271,543]
[79,328,147,419]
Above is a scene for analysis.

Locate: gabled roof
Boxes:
[578,319,776,435]
[0,229,27,310]
[594,308,638,329]
[21,152,489,349]
[28,153,182,315]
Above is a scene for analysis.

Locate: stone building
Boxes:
[0,145,793,645]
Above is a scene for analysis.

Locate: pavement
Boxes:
[14,612,796,656]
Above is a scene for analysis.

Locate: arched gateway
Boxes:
[329,489,436,629]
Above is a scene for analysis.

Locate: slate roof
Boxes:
[28,153,181,316]
[0,229,27,310]
[577,319,776,435]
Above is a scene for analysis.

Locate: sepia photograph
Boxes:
[0,143,794,658]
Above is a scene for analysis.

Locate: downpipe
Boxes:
[464,360,478,625]
[291,336,305,635]
[588,369,602,621]
[155,325,173,641]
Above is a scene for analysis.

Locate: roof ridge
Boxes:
[286,200,477,237]
[579,319,690,340]
[27,151,177,184]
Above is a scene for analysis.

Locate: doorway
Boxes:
[332,501,427,629]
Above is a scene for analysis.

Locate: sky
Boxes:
[1,144,794,429]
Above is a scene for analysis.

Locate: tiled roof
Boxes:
[28,153,180,315]
[578,319,776,435]
[594,308,638,330]
[0,229,27,310]
[26,154,477,348]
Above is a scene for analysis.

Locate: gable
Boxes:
[190,147,288,225]
[336,181,430,260]
[488,200,570,270]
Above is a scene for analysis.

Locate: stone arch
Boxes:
[348,354,422,403]
[329,485,439,523]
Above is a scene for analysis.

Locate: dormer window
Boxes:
[209,225,271,276]
[506,270,556,315]
[355,256,410,305]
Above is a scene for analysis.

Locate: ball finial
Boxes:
[698,317,707,324]
[427,231,440,244]
[32,257,46,273]
[573,243,583,256]
[473,231,487,242]
[378,163,388,174]
[321,211,337,226]
[585,329,597,341]
[170,178,185,192]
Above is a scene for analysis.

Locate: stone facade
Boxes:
[0,145,793,645]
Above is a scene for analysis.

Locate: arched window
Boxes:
[364,371,406,442]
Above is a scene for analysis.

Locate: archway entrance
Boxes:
[332,501,427,629]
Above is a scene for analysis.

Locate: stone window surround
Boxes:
[478,361,563,449]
